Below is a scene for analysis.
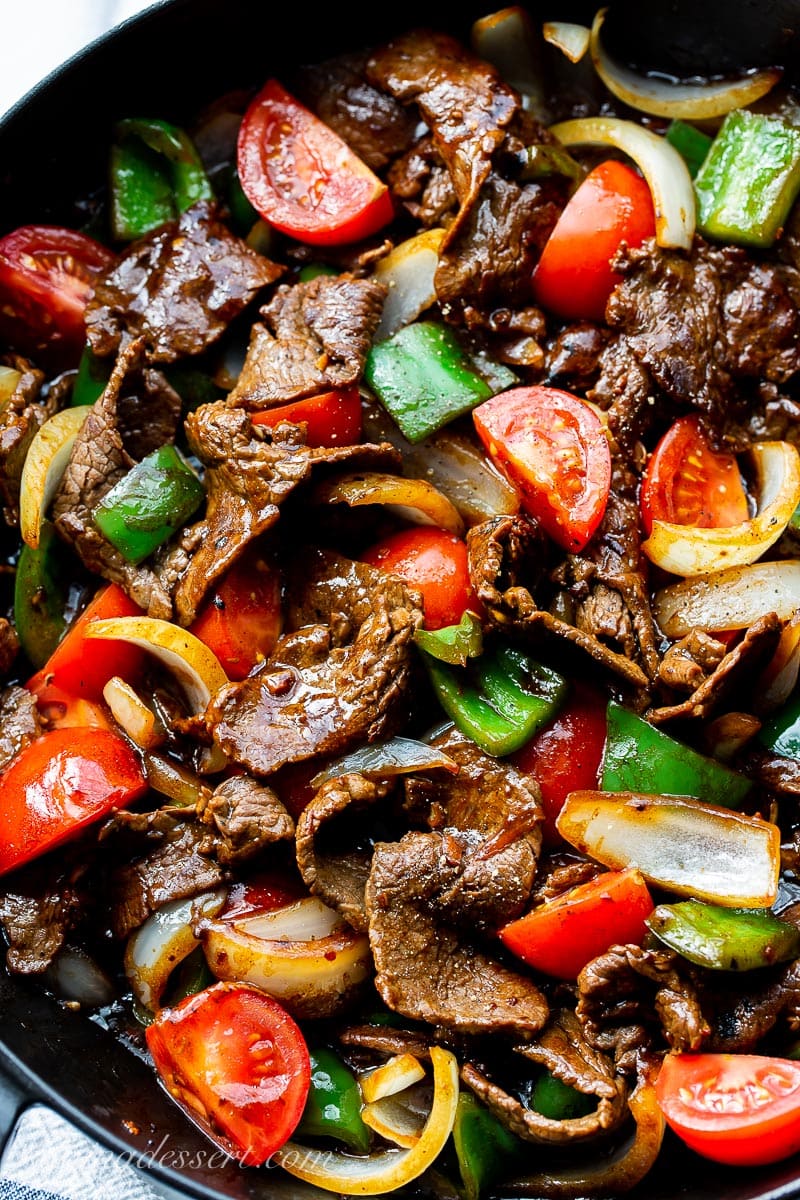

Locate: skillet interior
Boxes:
[2,1,800,1196]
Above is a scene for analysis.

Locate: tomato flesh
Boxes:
[146,982,311,1166]
[640,415,750,534]
[513,682,607,845]
[656,1053,800,1167]
[251,386,362,448]
[189,547,283,681]
[0,225,113,366]
[360,526,477,630]
[237,80,394,245]
[499,868,654,980]
[0,726,147,874]
[473,386,611,553]
[531,160,656,321]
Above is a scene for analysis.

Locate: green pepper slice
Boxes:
[111,117,213,241]
[665,120,712,179]
[414,610,483,667]
[72,345,111,408]
[14,522,72,669]
[647,901,800,971]
[601,701,752,809]
[93,443,204,564]
[524,1069,595,1121]
[759,693,800,760]
[296,1047,371,1154]
[452,1091,524,1200]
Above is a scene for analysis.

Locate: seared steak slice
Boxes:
[197,776,294,867]
[0,686,43,774]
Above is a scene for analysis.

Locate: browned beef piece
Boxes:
[0,621,19,685]
[589,335,659,459]
[463,1010,627,1145]
[700,960,800,1052]
[227,275,386,409]
[388,136,458,228]
[296,773,392,933]
[298,52,416,171]
[209,549,423,775]
[0,686,43,773]
[0,357,51,526]
[656,630,727,693]
[0,887,83,974]
[338,1025,434,1060]
[467,513,650,694]
[746,383,800,448]
[174,405,400,625]
[85,201,282,363]
[544,323,609,388]
[752,752,800,798]
[649,613,781,724]
[577,945,710,1073]
[366,832,548,1035]
[197,776,294,867]
[532,857,601,904]
[51,339,183,618]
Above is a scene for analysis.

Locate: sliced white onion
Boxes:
[84,616,229,711]
[643,441,800,577]
[374,229,445,342]
[201,897,371,1019]
[103,676,162,750]
[274,1046,459,1195]
[311,736,459,787]
[550,115,695,249]
[143,751,212,808]
[360,1055,427,1105]
[757,611,800,711]
[19,406,92,548]
[556,790,780,907]
[47,947,116,1008]
[471,7,547,115]
[590,8,781,120]
[361,1097,425,1149]
[543,21,590,63]
[313,472,464,536]
[125,891,226,1011]
[654,560,800,638]
[0,366,21,404]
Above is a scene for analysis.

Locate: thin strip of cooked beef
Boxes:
[388,136,458,228]
[0,685,43,773]
[197,775,294,867]
[227,274,386,409]
[0,356,51,526]
[85,200,283,362]
[0,620,19,685]
[0,859,88,975]
[462,1010,628,1145]
[297,52,416,171]
[467,513,650,695]
[698,959,800,1052]
[208,549,423,775]
[545,323,609,389]
[366,832,548,1036]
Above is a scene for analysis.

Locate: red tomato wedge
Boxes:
[513,681,607,845]
[146,982,311,1166]
[640,415,750,535]
[360,526,477,630]
[531,160,655,321]
[0,225,113,366]
[189,547,282,681]
[237,80,394,246]
[499,868,654,980]
[0,727,147,874]
[221,874,307,922]
[251,386,362,447]
[473,387,612,553]
[656,1054,800,1167]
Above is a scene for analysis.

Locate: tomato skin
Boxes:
[189,548,282,681]
[221,874,307,921]
[0,225,113,366]
[0,727,147,874]
[473,386,611,553]
[513,682,607,845]
[251,387,362,448]
[499,868,654,980]
[360,526,476,630]
[531,160,656,321]
[146,982,311,1166]
[640,415,749,535]
[237,80,394,246]
[656,1054,800,1167]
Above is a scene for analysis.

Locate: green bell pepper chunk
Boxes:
[111,117,213,241]
[296,1048,371,1154]
[365,321,494,444]
[414,610,483,667]
[72,345,111,408]
[601,701,752,809]
[695,109,800,248]
[452,1091,525,1200]
[758,692,800,760]
[298,263,340,282]
[422,641,567,757]
[665,120,712,179]
[164,946,215,1005]
[647,900,800,971]
[14,521,72,669]
[93,443,204,564]
[523,1069,595,1121]
[163,364,223,411]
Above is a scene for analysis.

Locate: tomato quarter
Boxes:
[250,387,362,448]
[189,546,283,681]
[656,1053,800,1167]
[146,982,311,1166]
[640,415,750,534]
[360,526,477,630]
[531,160,656,321]
[473,386,611,552]
[237,80,394,245]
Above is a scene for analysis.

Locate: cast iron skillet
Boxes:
[2,1,800,1197]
